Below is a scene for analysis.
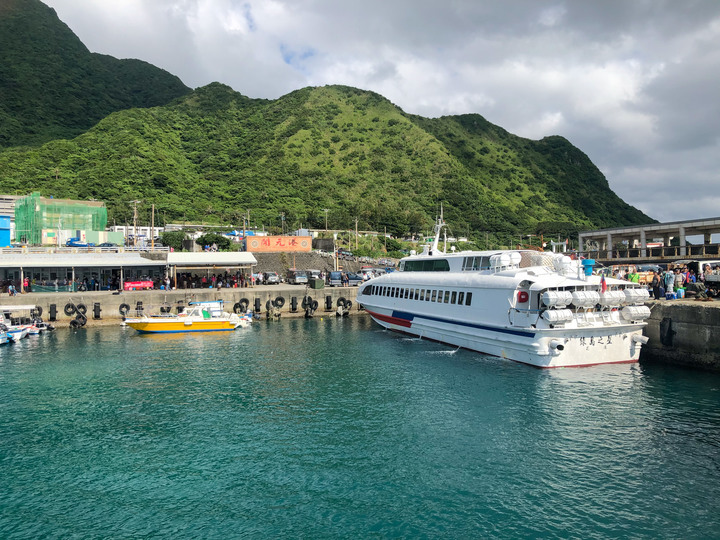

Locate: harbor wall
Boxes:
[640,300,720,371]
[1,285,363,324]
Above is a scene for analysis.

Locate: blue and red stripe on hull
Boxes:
[365,308,536,338]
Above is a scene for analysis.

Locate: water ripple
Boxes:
[1,321,719,538]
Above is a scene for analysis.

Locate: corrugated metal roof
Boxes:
[167,252,257,266]
[0,251,257,269]
[0,253,164,268]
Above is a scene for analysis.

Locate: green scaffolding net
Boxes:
[14,192,108,245]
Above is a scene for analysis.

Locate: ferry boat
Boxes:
[124,301,250,334]
[356,217,651,368]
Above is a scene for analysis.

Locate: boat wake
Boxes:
[427,347,461,355]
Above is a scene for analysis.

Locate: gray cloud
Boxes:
[43,0,720,223]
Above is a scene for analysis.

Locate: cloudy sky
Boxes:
[43,0,720,224]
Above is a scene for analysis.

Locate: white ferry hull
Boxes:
[365,307,645,369]
[358,215,651,369]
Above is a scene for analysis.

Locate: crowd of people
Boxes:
[612,263,720,300]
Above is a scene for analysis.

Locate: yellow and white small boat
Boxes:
[125,301,250,334]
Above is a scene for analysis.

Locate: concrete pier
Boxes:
[0,284,362,325]
[640,299,720,371]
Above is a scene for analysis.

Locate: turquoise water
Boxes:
[1,317,719,539]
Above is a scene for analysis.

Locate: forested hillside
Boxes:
[0,0,654,241]
[0,0,190,148]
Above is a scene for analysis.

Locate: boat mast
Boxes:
[429,206,446,255]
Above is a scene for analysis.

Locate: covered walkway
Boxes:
[578,217,720,261]
[0,251,258,293]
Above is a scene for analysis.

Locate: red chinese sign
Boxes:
[246,236,311,253]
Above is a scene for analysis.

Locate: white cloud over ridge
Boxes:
[43,0,720,223]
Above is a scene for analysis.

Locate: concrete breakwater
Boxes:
[640,299,720,371]
[0,284,362,324]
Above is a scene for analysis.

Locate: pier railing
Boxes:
[583,243,720,263]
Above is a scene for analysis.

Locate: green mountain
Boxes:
[0,83,653,237]
[0,0,190,148]
[0,0,654,241]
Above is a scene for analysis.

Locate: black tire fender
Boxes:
[34,305,43,316]
[346,301,352,309]
[76,313,87,326]
[233,302,243,314]
[337,297,347,308]
[265,299,273,311]
[118,303,131,315]
[76,303,87,315]
[69,319,80,328]
[64,303,76,316]
[311,300,319,310]
[274,296,285,308]
[240,298,250,310]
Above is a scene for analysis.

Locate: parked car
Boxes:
[306,269,321,280]
[99,242,117,248]
[328,271,364,286]
[66,237,94,247]
[265,271,281,284]
[286,269,308,285]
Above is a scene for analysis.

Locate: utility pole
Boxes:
[130,200,141,247]
[323,209,329,231]
[151,203,155,250]
[355,217,359,250]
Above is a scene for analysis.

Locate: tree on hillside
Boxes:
[195,232,231,251]
[160,230,187,251]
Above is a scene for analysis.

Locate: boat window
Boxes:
[395,288,400,298]
[414,289,419,300]
[404,288,409,299]
[431,290,437,302]
[419,289,425,301]
[458,291,464,304]
[436,290,443,302]
[463,256,490,271]
[444,291,450,303]
[465,292,472,306]
[451,291,457,304]
[403,259,450,272]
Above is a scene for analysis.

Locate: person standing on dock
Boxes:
[664,268,675,295]
[674,268,685,291]
[651,271,662,300]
